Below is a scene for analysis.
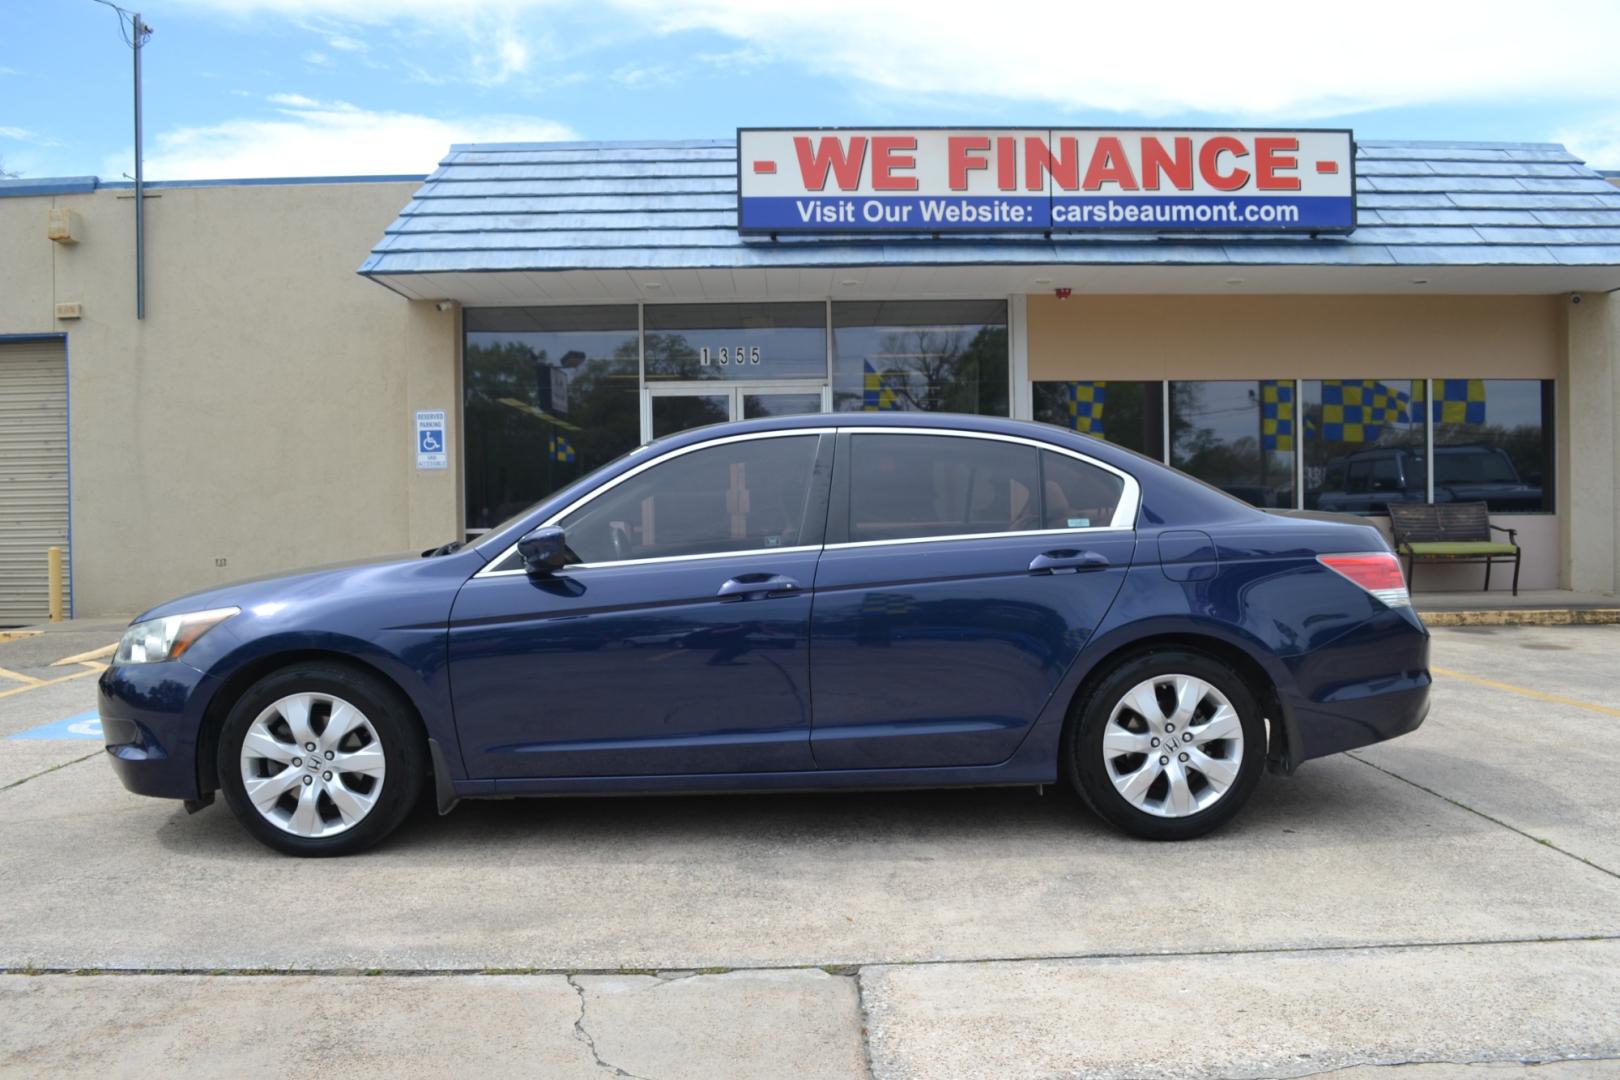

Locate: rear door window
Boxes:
[847,434,1039,542]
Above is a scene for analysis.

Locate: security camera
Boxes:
[435,300,454,312]
[1571,294,1582,304]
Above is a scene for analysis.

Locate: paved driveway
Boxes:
[2,623,1618,1078]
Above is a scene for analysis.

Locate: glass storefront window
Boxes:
[463,306,640,532]
[1032,381,1164,457]
[1169,380,1296,508]
[644,302,827,382]
[832,301,1008,415]
[1304,379,1426,514]
[1432,379,1552,513]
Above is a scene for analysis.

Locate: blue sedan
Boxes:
[100,414,1429,855]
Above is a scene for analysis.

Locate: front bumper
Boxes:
[1281,607,1431,765]
[98,661,220,801]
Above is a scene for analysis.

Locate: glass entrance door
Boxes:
[646,385,830,439]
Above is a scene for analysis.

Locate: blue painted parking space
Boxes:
[8,711,103,741]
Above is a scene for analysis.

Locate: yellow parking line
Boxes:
[50,643,117,667]
[0,666,44,686]
[1431,665,1620,719]
[0,668,101,701]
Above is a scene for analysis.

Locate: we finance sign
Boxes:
[737,128,1356,234]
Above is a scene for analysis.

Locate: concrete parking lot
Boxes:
[2,621,1618,1079]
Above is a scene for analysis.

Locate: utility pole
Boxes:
[91,1,152,319]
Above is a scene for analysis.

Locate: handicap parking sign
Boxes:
[415,409,448,470]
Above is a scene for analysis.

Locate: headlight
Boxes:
[114,607,239,665]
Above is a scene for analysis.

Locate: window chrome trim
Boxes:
[472,424,1140,580]
[473,428,836,579]
[823,526,1133,553]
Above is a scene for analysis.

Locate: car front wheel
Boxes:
[1067,649,1265,840]
[217,662,424,857]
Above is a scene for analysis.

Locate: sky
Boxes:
[3,0,1620,182]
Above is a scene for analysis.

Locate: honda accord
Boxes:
[100,413,1429,855]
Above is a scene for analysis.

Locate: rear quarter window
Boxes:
[1041,451,1125,529]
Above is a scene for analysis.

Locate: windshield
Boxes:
[469,443,650,547]
[1435,448,1518,485]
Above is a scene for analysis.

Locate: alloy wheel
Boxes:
[1101,674,1244,818]
[238,692,387,838]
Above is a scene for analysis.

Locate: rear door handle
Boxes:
[1028,550,1110,575]
[717,573,803,600]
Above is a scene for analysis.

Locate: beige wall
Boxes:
[1562,291,1619,593]
[1027,293,1575,592]
[1027,294,1562,380]
[0,181,458,616]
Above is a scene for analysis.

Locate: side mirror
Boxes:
[516,525,571,576]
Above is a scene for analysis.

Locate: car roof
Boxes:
[646,411,1153,472]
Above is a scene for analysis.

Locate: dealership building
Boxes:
[1,129,1618,620]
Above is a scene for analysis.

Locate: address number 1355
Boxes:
[699,346,762,367]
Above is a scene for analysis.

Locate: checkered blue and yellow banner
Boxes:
[1058,381,1107,437]
[862,361,903,411]
[1260,380,1294,452]
[1432,379,1486,425]
[1318,379,1412,444]
[549,433,576,463]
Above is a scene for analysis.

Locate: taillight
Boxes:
[1317,552,1410,607]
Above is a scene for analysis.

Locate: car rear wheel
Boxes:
[1066,649,1265,840]
[217,662,424,857]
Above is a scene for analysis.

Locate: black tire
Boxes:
[1064,648,1265,841]
[216,662,425,857]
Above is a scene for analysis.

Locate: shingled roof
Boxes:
[359,138,1620,278]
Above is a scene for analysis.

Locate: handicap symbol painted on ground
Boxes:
[419,429,443,453]
[8,710,104,741]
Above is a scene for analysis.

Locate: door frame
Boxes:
[642,381,831,441]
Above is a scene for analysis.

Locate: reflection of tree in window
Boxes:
[840,325,1008,414]
[1169,382,1295,508]
[463,326,639,529]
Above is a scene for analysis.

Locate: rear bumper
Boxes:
[1281,607,1431,765]
[98,661,218,801]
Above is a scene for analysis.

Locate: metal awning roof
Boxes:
[360,138,1620,300]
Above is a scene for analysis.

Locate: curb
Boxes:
[1418,608,1620,627]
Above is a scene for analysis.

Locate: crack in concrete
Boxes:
[851,969,877,1080]
[1346,752,1620,882]
[0,751,101,793]
[1267,1053,1620,1078]
[6,933,1616,980]
[566,974,654,1080]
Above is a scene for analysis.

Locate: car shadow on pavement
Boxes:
[150,758,1402,862]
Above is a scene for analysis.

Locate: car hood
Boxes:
[130,550,475,624]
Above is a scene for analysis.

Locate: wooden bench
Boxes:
[1386,501,1521,595]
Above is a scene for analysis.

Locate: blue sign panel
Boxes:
[738,128,1356,234]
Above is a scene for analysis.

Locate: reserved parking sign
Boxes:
[738,127,1355,234]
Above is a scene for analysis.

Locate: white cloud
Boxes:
[303,50,332,66]
[1557,116,1620,171]
[165,0,1620,117]
[116,96,576,180]
[628,0,1620,119]
[0,126,62,147]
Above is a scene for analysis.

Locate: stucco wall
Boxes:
[0,181,458,616]
[1027,294,1562,380]
[1026,293,1573,592]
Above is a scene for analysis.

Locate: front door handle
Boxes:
[717,573,803,600]
[1028,550,1110,575]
